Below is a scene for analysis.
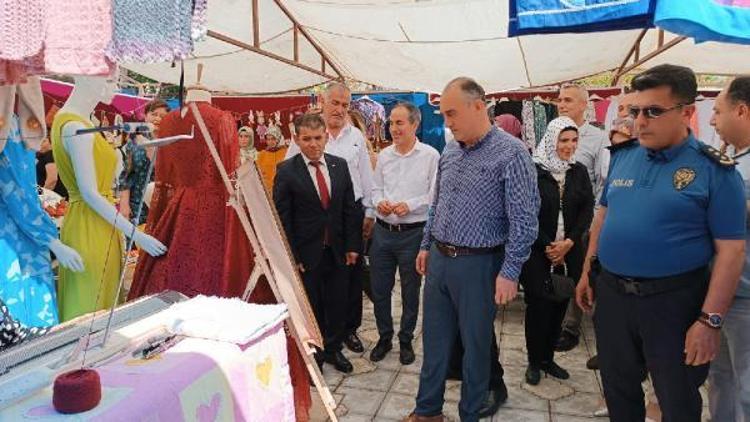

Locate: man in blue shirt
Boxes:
[575,64,746,422]
[404,77,539,422]
[708,75,750,422]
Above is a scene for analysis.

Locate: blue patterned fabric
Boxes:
[655,0,750,45]
[0,118,59,327]
[120,140,152,225]
[421,127,540,281]
[508,0,655,36]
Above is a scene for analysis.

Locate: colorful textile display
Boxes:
[0,117,59,327]
[655,0,750,44]
[351,96,386,141]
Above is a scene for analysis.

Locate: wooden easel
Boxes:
[188,100,338,421]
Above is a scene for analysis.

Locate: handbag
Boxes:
[541,263,576,303]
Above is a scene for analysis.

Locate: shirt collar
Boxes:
[328,124,352,142]
[646,131,696,162]
[390,138,421,157]
[458,127,494,151]
[302,154,327,168]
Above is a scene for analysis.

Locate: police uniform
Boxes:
[593,133,746,422]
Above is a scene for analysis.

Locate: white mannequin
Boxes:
[58,75,167,257]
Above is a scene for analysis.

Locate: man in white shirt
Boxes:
[369,102,439,365]
[285,83,375,353]
[708,75,750,422]
[555,83,609,352]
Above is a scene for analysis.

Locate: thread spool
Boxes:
[52,369,101,414]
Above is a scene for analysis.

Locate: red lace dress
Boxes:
[128,102,311,420]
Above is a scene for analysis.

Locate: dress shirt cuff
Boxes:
[499,262,521,283]
[420,234,432,251]
[365,207,376,219]
[404,198,422,215]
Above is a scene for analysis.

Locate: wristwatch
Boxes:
[699,311,723,329]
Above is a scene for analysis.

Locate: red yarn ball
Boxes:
[53,369,102,414]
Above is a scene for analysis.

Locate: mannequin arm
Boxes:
[62,122,167,257]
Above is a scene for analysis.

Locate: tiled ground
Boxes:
[309,286,711,422]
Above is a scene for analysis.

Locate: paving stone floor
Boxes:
[308,285,712,421]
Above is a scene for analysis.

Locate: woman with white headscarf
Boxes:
[520,116,594,385]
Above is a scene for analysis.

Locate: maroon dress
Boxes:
[128,102,311,420]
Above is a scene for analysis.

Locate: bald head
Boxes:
[445,77,486,104]
[440,76,491,145]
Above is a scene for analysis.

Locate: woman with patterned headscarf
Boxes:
[256,125,288,194]
[520,116,594,386]
[238,126,257,164]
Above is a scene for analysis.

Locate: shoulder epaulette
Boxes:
[699,142,735,167]
[606,138,638,153]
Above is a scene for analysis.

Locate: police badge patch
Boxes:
[673,168,696,190]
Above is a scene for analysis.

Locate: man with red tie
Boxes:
[273,112,362,373]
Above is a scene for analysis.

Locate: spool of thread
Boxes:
[52,369,101,414]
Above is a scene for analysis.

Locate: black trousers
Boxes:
[524,293,568,367]
[447,329,505,391]
[345,200,365,335]
[302,247,349,352]
[594,267,710,422]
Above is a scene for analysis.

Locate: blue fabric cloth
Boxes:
[655,0,750,45]
[0,118,59,327]
[420,127,540,282]
[599,134,746,278]
[509,0,656,36]
[352,93,446,152]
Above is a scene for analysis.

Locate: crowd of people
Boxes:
[264,66,749,422]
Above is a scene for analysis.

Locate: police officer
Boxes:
[575,64,746,422]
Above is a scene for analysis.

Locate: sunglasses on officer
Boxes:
[627,104,686,119]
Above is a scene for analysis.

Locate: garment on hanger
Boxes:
[0,117,59,327]
[52,113,122,322]
[521,100,536,148]
[44,0,114,76]
[351,97,386,140]
[107,0,195,63]
[119,138,152,225]
[533,101,548,146]
[0,0,45,85]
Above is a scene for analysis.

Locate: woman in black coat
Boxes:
[520,116,594,385]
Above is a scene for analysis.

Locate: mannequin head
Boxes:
[73,76,117,105]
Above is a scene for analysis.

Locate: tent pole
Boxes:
[616,36,687,79]
[611,29,648,86]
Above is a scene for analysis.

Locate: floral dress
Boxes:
[0,117,59,327]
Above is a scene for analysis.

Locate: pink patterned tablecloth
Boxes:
[3,322,295,422]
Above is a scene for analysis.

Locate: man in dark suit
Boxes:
[273,112,362,373]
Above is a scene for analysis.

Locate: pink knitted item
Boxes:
[44,0,114,76]
[0,0,44,60]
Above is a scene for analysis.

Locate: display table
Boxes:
[1,320,295,421]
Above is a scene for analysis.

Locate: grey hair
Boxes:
[324,81,351,99]
[445,77,486,103]
[560,83,589,103]
[392,101,422,125]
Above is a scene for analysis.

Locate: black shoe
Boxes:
[586,354,599,370]
[344,333,365,353]
[369,338,392,362]
[478,382,508,418]
[555,331,580,352]
[399,341,415,365]
[541,361,569,380]
[525,366,541,385]
[324,351,353,373]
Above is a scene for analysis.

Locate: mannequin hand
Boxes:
[48,239,84,272]
[132,231,168,257]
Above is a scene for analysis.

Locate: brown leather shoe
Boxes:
[401,412,448,422]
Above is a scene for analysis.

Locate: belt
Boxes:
[376,218,425,232]
[603,266,708,297]
[434,240,503,258]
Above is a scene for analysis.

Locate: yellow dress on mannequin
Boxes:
[51,113,122,321]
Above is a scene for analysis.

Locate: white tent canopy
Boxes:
[124,0,750,94]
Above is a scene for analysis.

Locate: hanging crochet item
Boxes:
[107,0,195,64]
[44,0,114,76]
[0,0,44,61]
[192,0,209,42]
